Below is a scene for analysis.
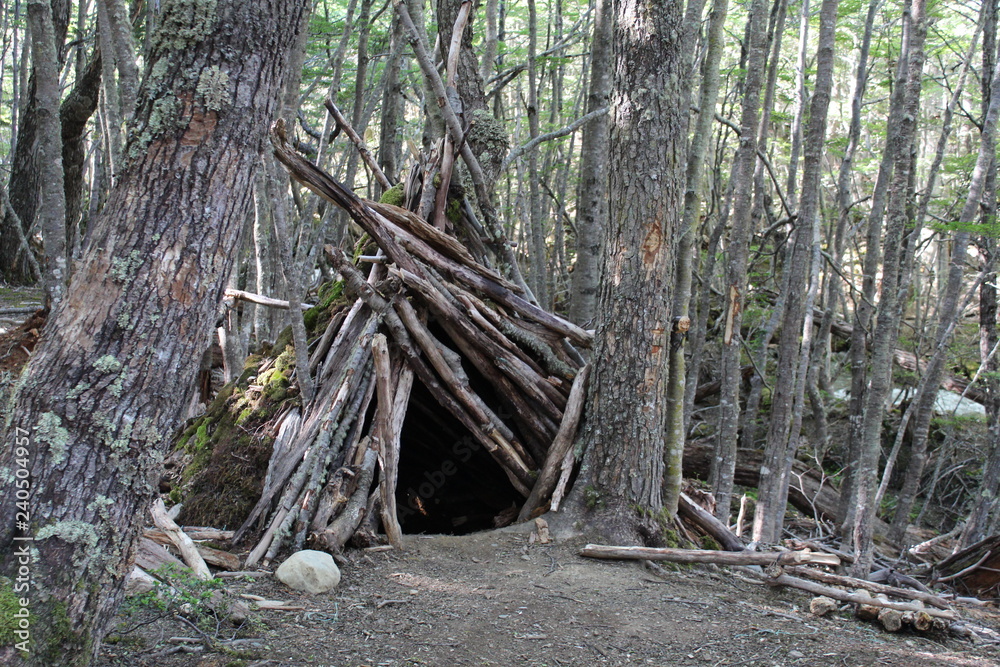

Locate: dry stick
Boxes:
[782,565,952,610]
[324,98,393,191]
[145,527,235,542]
[392,0,533,298]
[501,107,609,170]
[742,569,958,620]
[224,288,313,310]
[327,246,535,495]
[150,499,212,580]
[580,544,840,567]
[549,449,575,511]
[372,334,404,549]
[518,365,589,521]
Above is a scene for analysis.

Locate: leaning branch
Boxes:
[502,107,609,170]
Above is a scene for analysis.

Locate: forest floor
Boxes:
[96,524,1000,667]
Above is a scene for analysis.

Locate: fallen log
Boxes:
[150,499,212,580]
[677,492,744,552]
[135,537,185,572]
[145,527,235,543]
[745,569,958,621]
[783,565,952,610]
[579,544,840,566]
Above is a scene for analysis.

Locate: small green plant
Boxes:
[111,564,264,657]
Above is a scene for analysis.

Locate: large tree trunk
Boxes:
[570,0,686,537]
[0,1,309,664]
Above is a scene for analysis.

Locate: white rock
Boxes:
[275,550,341,594]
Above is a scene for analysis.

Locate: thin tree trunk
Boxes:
[664,0,727,514]
[27,0,67,305]
[711,0,769,521]
[568,0,611,326]
[850,0,928,575]
[753,0,841,544]
[839,3,914,533]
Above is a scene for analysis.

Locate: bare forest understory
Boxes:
[94,530,1000,667]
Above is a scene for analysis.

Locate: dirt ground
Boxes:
[96,525,1000,667]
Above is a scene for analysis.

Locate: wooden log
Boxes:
[135,537,185,572]
[580,544,840,566]
[144,527,235,543]
[518,365,590,521]
[783,565,952,610]
[878,607,904,632]
[150,499,212,580]
[677,492,745,552]
[745,570,958,620]
[192,544,241,572]
[143,529,241,571]
[319,448,379,552]
[373,334,404,549]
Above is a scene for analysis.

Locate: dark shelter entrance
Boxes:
[395,378,523,534]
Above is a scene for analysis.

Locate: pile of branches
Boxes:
[231,122,592,567]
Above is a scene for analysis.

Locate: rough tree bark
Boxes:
[571,0,687,533]
[0,1,309,664]
[568,0,612,327]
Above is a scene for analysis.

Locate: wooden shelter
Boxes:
[231,122,592,566]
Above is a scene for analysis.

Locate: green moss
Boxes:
[192,422,210,451]
[700,535,720,550]
[379,183,405,206]
[584,485,602,510]
[446,198,463,225]
[304,280,345,335]
[0,578,29,647]
[272,326,293,353]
